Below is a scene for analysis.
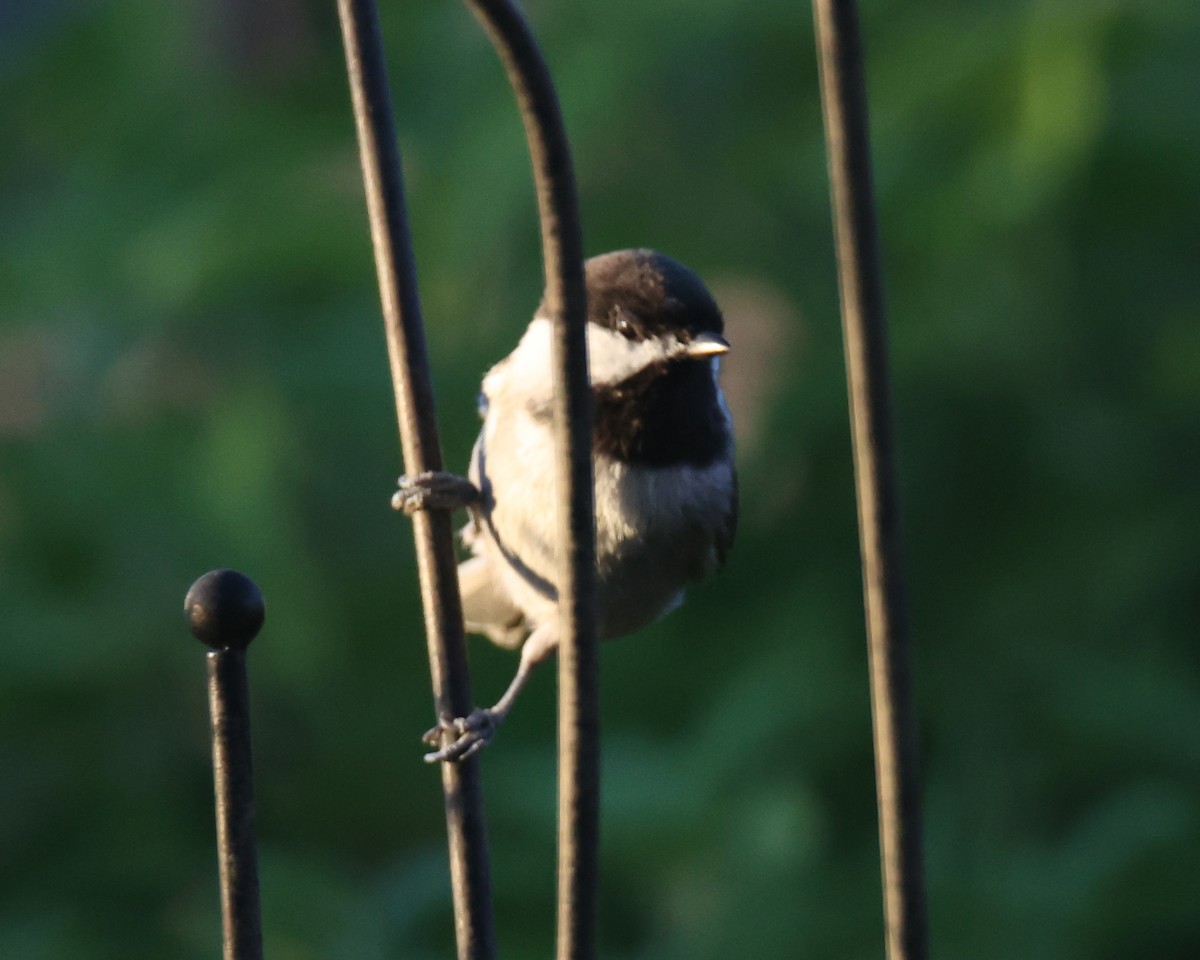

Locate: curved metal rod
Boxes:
[812,1,928,959]
[458,2,598,959]
[335,2,496,958]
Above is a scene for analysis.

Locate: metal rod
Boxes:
[811,3,929,960]
[185,569,267,960]
[334,4,496,958]
[458,3,598,959]
[208,649,263,960]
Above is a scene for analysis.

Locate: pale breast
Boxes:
[471,376,735,640]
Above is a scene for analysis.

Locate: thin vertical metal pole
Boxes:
[334,4,496,959]
[811,2,929,959]
[186,569,267,960]
[208,649,263,960]
[458,3,597,959]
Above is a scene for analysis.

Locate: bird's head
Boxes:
[578,248,729,387]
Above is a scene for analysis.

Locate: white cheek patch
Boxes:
[501,314,685,394]
[585,323,682,385]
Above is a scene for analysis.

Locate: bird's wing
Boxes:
[683,463,738,583]
[714,464,738,570]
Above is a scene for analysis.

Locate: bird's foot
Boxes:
[392,471,480,516]
[422,708,501,764]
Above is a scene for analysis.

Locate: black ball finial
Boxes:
[185,569,265,650]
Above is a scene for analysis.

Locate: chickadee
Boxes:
[395,248,737,762]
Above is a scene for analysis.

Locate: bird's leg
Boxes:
[423,623,559,763]
[391,471,481,516]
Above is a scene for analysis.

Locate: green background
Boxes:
[2,0,1197,957]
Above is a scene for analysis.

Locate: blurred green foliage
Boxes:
[1,0,1198,957]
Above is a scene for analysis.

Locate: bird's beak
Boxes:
[683,332,731,359]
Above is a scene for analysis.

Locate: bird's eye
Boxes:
[614,310,637,339]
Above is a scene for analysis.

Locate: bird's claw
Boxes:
[392,472,480,516]
[422,708,499,764]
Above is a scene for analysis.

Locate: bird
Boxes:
[394,248,737,762]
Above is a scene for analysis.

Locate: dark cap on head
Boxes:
[542,249,724,342]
